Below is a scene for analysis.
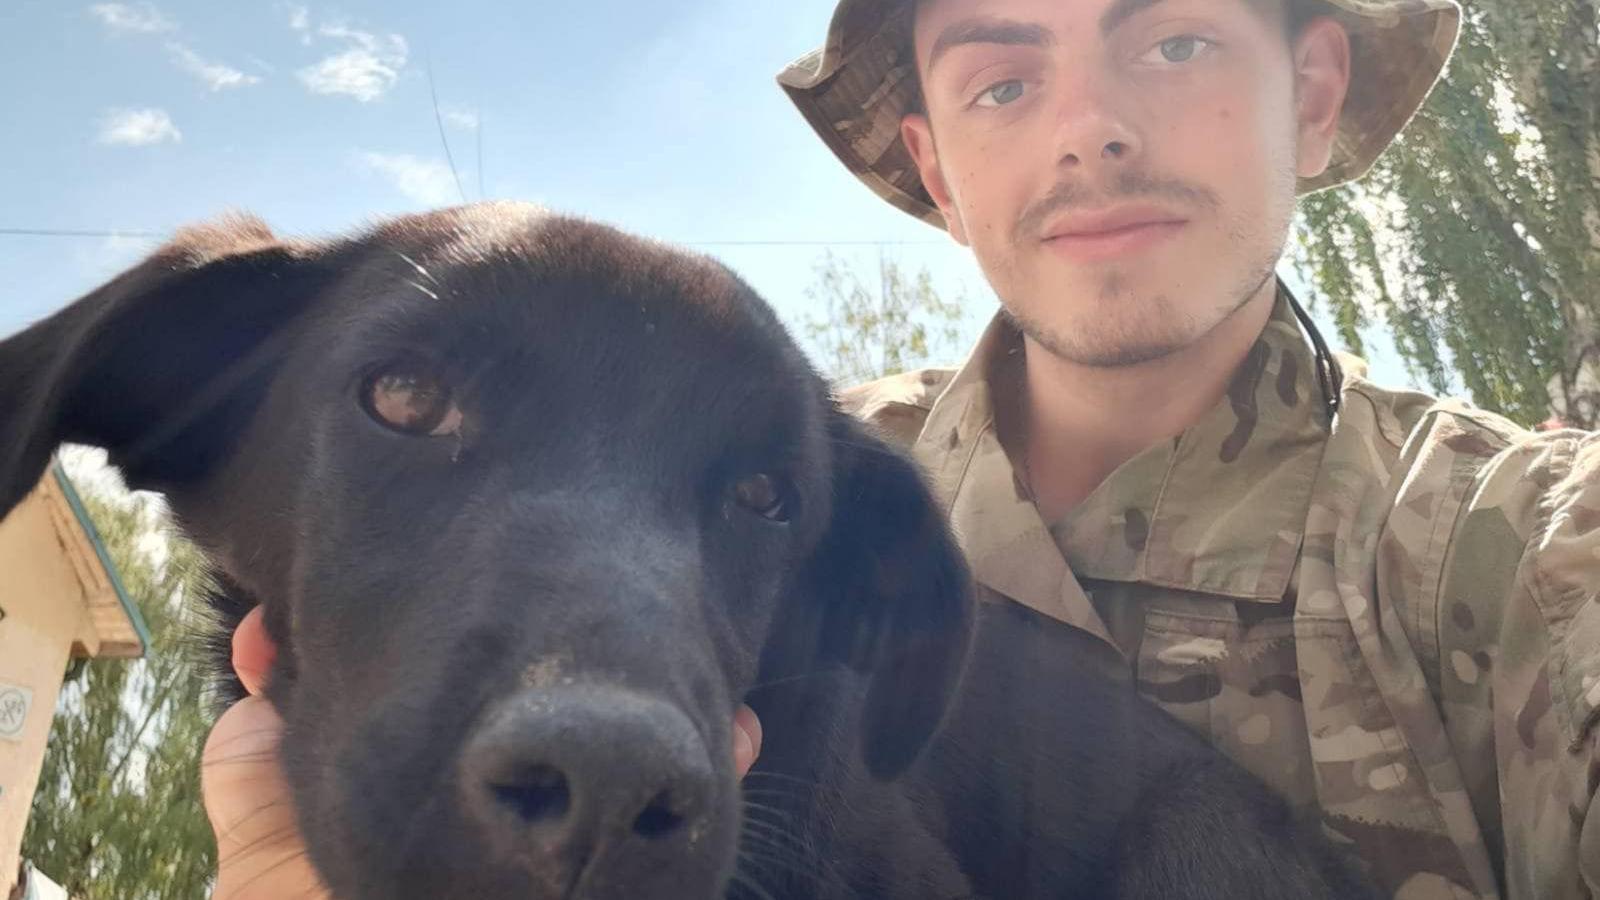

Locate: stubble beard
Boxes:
[1001,246,1280,369]
[992,167,1296,370]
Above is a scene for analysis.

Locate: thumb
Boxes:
[733,704,763,779]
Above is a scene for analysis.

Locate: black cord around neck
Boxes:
[1282,285,1344,423]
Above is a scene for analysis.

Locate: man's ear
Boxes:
[789,409,976,779]
[0,215,325,517]
[901,113,970,246]
[1292,16,1352,179]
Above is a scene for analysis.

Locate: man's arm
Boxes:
[1492,430,1600,897]
[1428,423,1600,898]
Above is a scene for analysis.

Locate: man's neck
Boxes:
[1017,280,1280,522]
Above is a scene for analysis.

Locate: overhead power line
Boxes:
[426,62,469,206]
[0,227,164,239]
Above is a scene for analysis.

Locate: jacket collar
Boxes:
[912,284,1332,632]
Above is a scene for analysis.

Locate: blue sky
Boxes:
[0,0,1413,387]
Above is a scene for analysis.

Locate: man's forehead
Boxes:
[914,0,1277,55]
[914,0,1155,33]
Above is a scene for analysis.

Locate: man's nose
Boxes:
[1050,72,1142,173]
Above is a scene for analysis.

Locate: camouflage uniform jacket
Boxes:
[839,288,1600,900]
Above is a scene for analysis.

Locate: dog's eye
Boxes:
[362,363,463,437]
[731,474,794,523]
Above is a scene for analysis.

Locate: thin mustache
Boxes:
[1015,173,1220,240]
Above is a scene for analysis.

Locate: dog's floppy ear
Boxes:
[798,409,976,779]
[0,216,324,515]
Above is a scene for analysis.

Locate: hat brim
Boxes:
[778,0,1462,230]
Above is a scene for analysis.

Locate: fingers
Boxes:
[211,609,320,897]
[201,696,329,899]
[232,606,276,697]
[734,703,763,778]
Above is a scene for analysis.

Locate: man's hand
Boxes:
[201,607,328,900]
[201,607,764,899]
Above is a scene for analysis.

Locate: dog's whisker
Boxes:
[740,770,827,790]
[739,821,809,851]
[727,869,780,900]
[737,816,812,859]
[739,794,816,821]
[736,842,819,887]
[741,669,836,692]
[739,795,805,819]
[738,794,791,813]
[737,783,794,794]
[739,810,795,835]
[738,849,818,884]
[737,804,803,836]
[736,800,812,851]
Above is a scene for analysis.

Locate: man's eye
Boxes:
[974,79,1026,108]
[1143,35,1214,65]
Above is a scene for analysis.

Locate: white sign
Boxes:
[0,682,33,742]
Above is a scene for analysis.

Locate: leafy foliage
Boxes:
[803,251,969,385]
[1291,0,1599,426]
[21,461,217,899]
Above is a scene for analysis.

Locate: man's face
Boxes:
[902,0,1349,367]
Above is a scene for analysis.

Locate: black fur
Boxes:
[0,202,1378,899]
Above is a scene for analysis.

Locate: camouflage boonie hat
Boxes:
[777,0,1463,229]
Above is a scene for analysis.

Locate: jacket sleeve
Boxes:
[1437,425,1600,898]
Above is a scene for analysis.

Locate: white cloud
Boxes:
[287,3,312,44]
[90,3,260,92]
[89,2,175,33]
[298,25,407,102]
[168,42,261,91]
[357,152,459,205]
[442,107,479,130]
[97,108,181,146]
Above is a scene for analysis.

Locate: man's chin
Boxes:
[1002,306,1194,370]
[1034,331,1191,369]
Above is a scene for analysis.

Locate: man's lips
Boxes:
[1039,206,1188,263]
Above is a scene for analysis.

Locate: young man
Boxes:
[203,0,1597,897]
[773,0,1598,897]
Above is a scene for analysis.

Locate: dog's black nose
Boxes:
[459,685,719,884]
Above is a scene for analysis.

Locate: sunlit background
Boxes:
[0,0,1413,385]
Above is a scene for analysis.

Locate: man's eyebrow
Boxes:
[925,18,1053,72]
[1099,0,1170,35]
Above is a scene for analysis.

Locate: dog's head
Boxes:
[0,203,974,899]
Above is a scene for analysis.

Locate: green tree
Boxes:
[802,251,969,385]
[1293,0,1599,427]
[22,461,217,899]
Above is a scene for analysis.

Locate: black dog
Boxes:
[0,203,1377,899]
